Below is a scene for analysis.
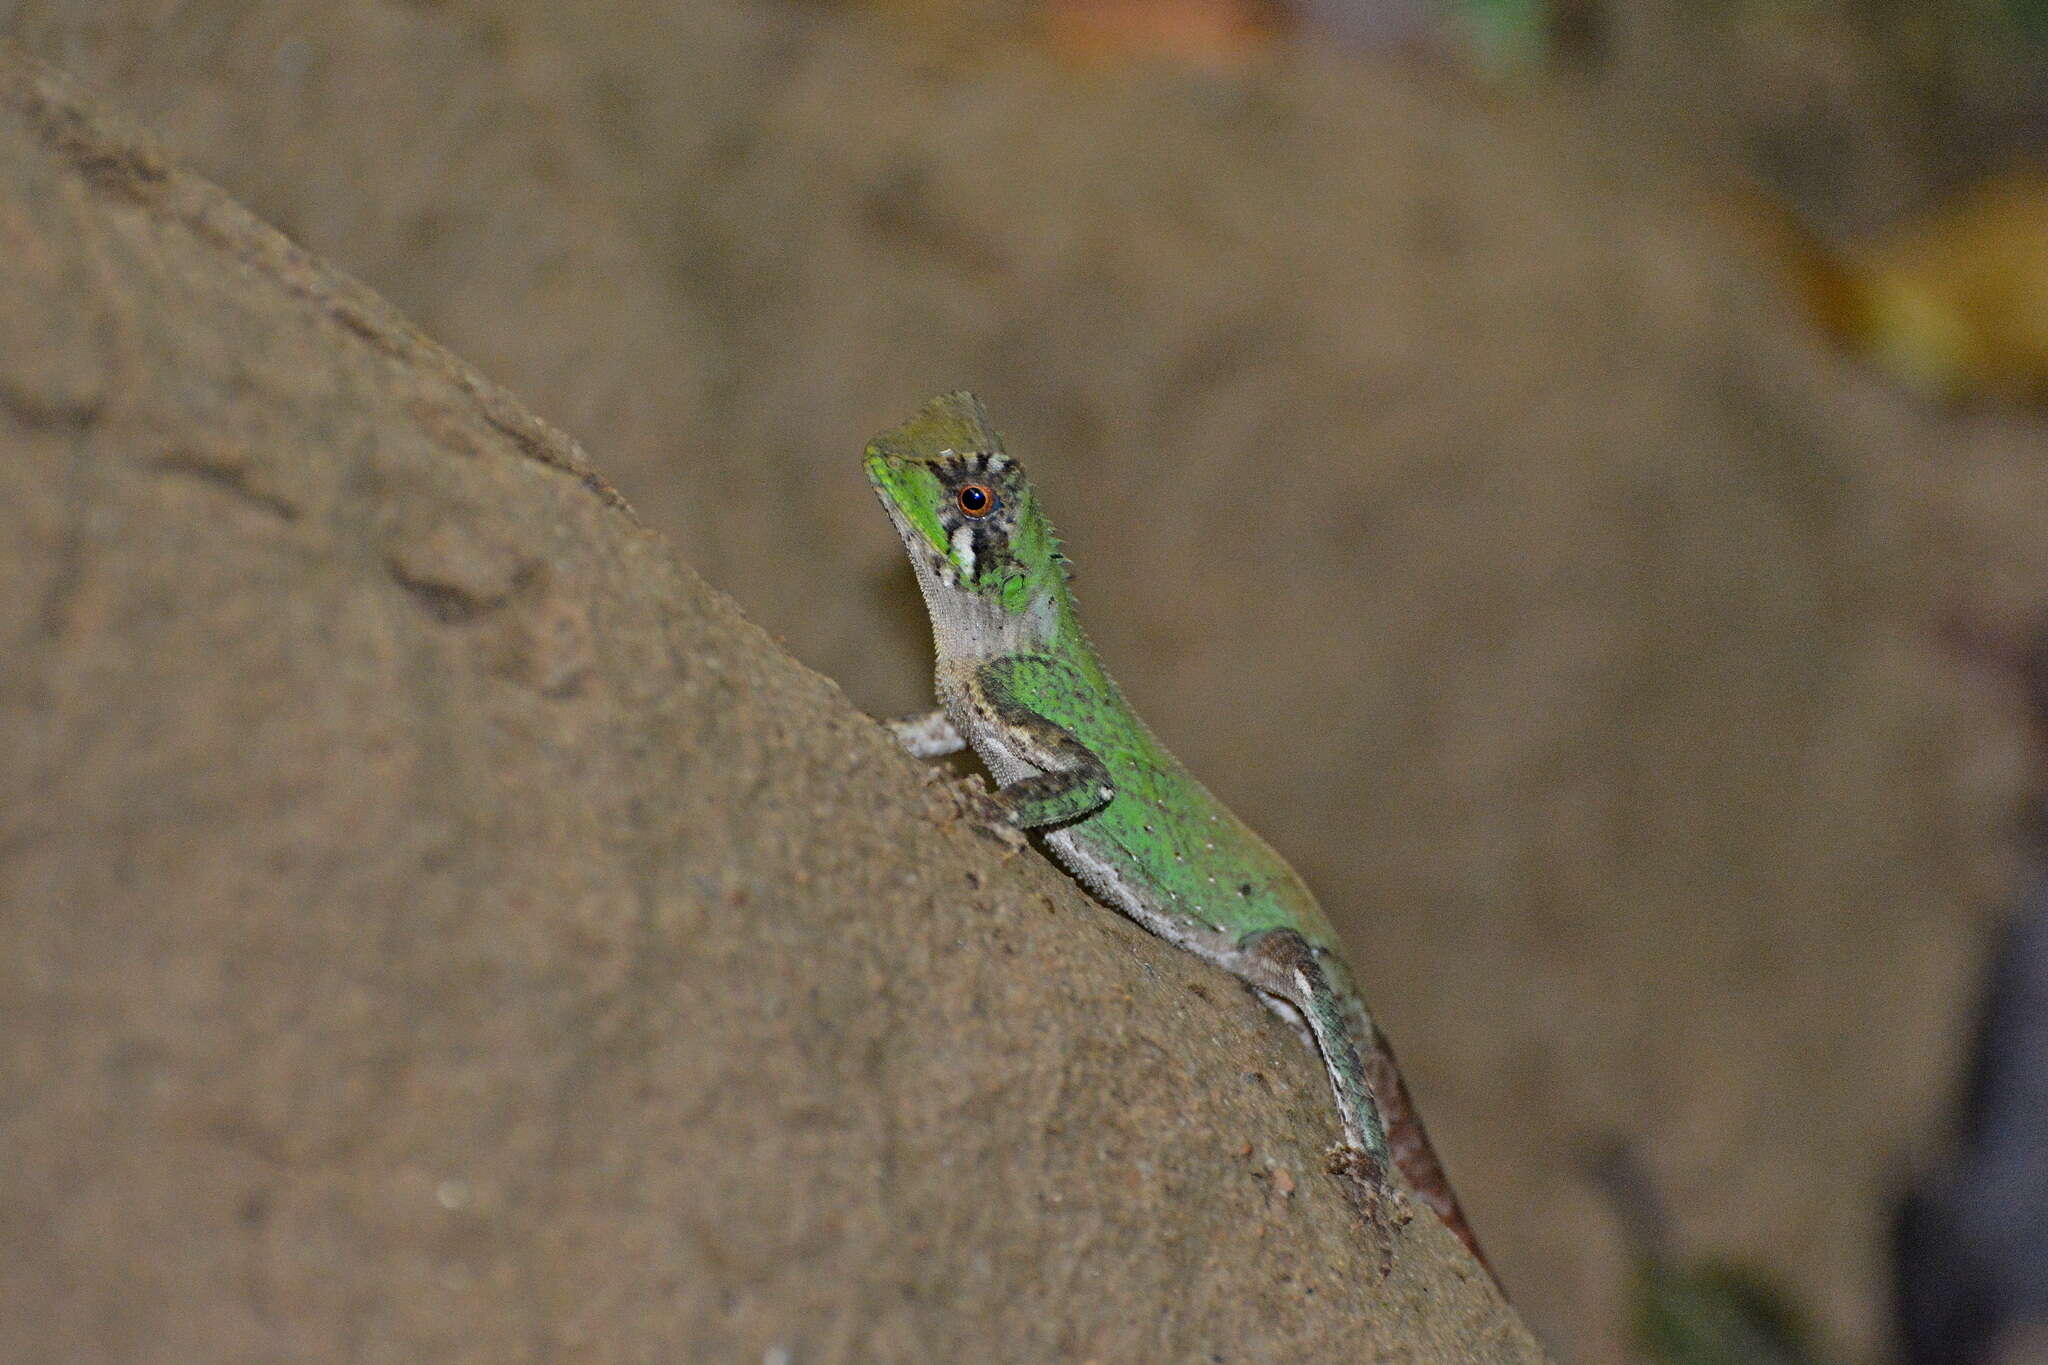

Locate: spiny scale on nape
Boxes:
[865,392,1496,1287]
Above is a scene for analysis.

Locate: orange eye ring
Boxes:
[956,484,995,518]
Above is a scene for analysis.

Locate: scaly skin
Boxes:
[866,392,1493,1282]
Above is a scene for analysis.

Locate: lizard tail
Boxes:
[1359,1016,1499,1286]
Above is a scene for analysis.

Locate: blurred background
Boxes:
[9,0,2048,1359]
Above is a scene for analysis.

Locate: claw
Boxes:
[1326,1144,1406,1279]
[945,777,1029,856]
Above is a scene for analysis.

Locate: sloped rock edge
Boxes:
[0,49,1542,1363]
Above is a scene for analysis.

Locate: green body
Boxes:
[866,394,1326,935]
[867,393,1488,1277]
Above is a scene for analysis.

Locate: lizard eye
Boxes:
[956,484,995,518]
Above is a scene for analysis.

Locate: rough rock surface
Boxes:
[0,53,1538,1362]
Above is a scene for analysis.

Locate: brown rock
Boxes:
[0,52,1537,1362]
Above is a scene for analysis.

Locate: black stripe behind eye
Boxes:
[941,454,1019,571]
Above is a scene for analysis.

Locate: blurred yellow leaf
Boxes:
[1747,172,2048,404]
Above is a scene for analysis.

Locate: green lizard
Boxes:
[866,391,1493,1282]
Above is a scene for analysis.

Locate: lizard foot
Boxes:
[942,776,1029,856]
[1326,1144,1407,1280]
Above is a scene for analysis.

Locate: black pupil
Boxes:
[960,486,989,513]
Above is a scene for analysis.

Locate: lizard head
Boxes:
[864,392,1065,613]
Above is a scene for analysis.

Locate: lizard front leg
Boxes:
[962,654,1116,829]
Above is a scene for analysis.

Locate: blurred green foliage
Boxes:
[2001,0,2048,38]
[1630,1257,1818,1365]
